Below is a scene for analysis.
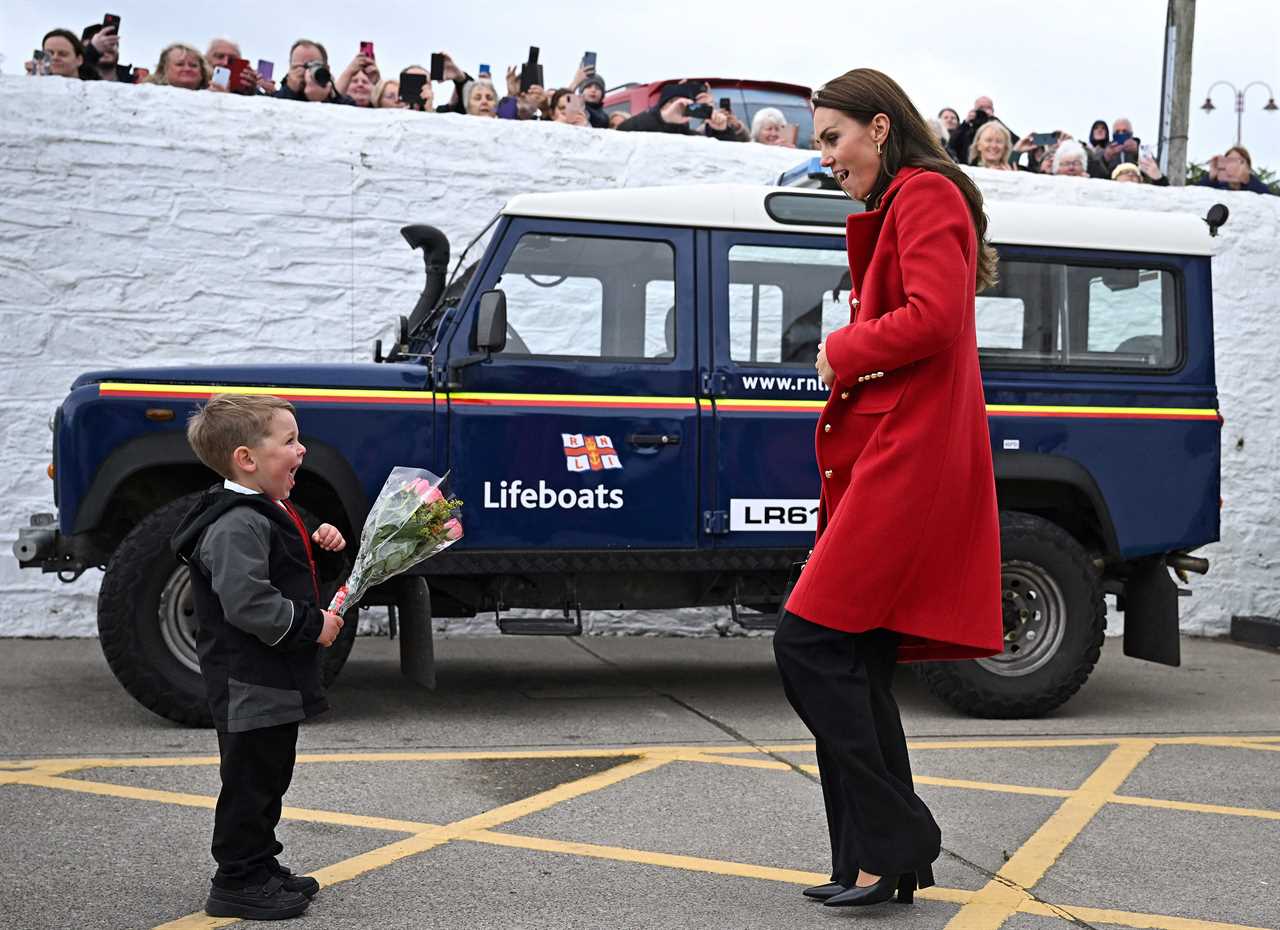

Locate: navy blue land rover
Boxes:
[14,185,1227,724]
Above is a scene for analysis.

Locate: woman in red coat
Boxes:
[773,68,1004,910]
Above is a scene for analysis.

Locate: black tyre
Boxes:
[97,493,356,727]
[916,511,1106,718]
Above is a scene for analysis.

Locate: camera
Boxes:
[685,103,713,120]
[305,60,332,87]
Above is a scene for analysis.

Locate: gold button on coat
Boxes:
[824,424,832,433]
[841,391,849,399]
[824,469,833,478]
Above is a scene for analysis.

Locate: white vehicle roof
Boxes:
[502,184,1216,257]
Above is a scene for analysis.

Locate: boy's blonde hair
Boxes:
[187,394,295,479]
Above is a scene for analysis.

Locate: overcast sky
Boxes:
[4,1,1278,168]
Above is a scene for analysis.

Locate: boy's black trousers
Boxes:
[211,722,299,888]
[773,611,941,882]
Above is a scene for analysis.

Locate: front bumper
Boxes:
[12,514,100,580]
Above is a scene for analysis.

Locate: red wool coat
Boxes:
[785,166,1003,662]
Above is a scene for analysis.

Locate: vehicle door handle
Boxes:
[627,433,681,447]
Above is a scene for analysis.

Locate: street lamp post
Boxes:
[1200,80,1278,146]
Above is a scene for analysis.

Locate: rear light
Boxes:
[47,464,55,479]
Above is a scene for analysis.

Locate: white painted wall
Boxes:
[2,76,1278,640]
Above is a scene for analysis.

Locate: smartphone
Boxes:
[359,41,375,59]
[478,63,491,79]
[211,65,231,89]
[1030,131,1058,147]
[1140,143,1154,160]
[719,97,731,112]
[1112,130,1132,145]
[565,93,586,116]
[103,13,120,30]
[399,72,427,104]
[429,52,445,82]
[257,59,274,81]
[686,103,713,120]
[520,62,544,92]
[582,51,596,71]
[228,58,250,93]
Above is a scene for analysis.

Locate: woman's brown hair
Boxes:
[813,68,999,292]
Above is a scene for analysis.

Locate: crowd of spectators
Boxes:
[24,23,788,148]
[932,95,1275,194]
[24,23,1276,193]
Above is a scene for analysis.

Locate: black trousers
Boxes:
[211,722,299,888]
[773,611,940,882]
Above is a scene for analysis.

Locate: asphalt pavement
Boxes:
[1,634,1277,930]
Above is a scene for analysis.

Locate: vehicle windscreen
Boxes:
[710,86,814,149]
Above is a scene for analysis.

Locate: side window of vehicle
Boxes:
[1085,268,1175,366]
[979,257,1179,370]
[727,244,849,366]
[495,233,677,362]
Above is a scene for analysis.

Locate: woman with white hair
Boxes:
[1052,139,1090,177]
[462,78,498,118]
[752,107,795,146]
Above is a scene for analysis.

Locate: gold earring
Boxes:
[875,140,882,156]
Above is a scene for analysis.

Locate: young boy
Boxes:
[171,394,346,920]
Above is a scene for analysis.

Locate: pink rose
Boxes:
[442,518,463,540]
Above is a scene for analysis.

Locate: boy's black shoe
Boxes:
[205,875,310,920]
[273,864,320,898]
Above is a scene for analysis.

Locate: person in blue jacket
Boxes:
[1198,146,1276,195]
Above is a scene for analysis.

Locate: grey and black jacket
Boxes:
[172,487,329,733]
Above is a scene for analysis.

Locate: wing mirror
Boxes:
[474,289,507,353]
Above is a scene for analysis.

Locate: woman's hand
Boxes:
[505,64,520,96]
[816,342,835,389]
[1139,154,1163,180]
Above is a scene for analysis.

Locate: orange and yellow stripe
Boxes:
[96,383,1218,421]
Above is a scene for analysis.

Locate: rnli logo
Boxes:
[563,434,622,473]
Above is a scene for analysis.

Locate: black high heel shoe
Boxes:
[823,865,935,907]
[802,881,846,901]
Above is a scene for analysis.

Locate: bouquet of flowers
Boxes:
[328,467,463,616]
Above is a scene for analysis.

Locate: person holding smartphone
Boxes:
[29,29,95,80]
[616,81,745,141]
[1100,118,1141,174]
[334,47,380,98]
[81,22,132,82]
[550,89,589,126]
[1198,146,1275,195]
[205,39,271,95]
[576,73,610,128]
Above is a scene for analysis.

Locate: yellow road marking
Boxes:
[1220,740,1280,753]
[19,773,441,833]
[1019,898,1278,930]
[12,733,1280,774]
[942,741,1156,930]
[4,736,1273,930]
[148,755,669,929]
[1109,794,1280,821]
